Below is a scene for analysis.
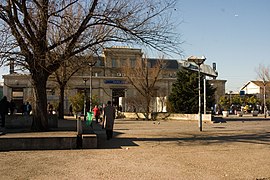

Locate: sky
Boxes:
[174,0,270,92]
[1,0,270,92]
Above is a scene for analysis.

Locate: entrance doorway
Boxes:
[112,88,125,109]
[12,88,24,113]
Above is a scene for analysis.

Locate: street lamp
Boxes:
[204,78,206,114]
[229,91,233,105]
[263,81,267,118]
[89,63,94,112]
[188,56,206,131]
[229,90,233,114]
[83,78,88,121]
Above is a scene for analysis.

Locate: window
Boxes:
[96,59,101,66]
[12,91,23,98]
[12,88,23,99]
[130,58,136,68]
[112,58,117,68]
[46,88,55,95]
[121,58,126,66]
[147,61,151,68]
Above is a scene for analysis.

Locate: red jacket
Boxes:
[92,107,100,117]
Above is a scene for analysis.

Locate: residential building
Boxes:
[240,80,270,99]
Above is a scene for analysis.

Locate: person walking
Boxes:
[25,102,32,115]
[48,103,53,114]
[0,96,10,133]
[103,101,116,140]
[9,99,16,115]
[69,104,73,116]
[92,105,100,123]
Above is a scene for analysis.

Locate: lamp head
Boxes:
[187,56,206,65]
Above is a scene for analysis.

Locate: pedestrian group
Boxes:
[0,96,33,134]
[1,96,117,141]
[89,101,116,140]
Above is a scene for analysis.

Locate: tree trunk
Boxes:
[58,85,65,119]
[31,75,49,131]
[145,96,151,121]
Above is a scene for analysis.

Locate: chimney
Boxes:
[213,62,216,71]
[213,63,217,79]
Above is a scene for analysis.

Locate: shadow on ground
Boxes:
[92,121,270,149]
[213,115,270,122]
[3,117,270,150]
[96,132,270,149]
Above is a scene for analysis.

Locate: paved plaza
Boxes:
[0,117,270,179]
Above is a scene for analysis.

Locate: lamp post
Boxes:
[89,62,96,112]
[229,91,233,106]
[90,65,92,111]
[263,81,266,118]
[204,78,206,114]
[188,56,206,131]
[83,78,88,121]
[229,90,233,114]
[77,77,87,135]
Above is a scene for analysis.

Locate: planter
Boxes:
[237,111,243,117]
[6,114,58,128]
[252,110,259,117]
[74,112,82,119]
[222,111,229,117]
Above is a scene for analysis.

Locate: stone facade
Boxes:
[2,47,226,114]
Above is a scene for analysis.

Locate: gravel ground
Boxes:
[1,119,270,180]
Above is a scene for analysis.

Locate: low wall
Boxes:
[0,133,97,151]
[5,114,58,129]
[0,134,78,151]
[123,112,212,122]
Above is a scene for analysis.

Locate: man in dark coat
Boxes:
[9,99,16,115]
[24,102,32,115]
[0,96,10,130]
[103,101,116,140]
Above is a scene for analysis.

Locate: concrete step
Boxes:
[0,131,97,151]
[0,116,98,151]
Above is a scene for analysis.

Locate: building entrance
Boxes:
[11,88,24,113]
[112,88,125,109]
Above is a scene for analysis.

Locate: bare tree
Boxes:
[0,0,181,131]
[256,64,270,82]
[256,64,270,118]
[122,56,165,120]
[52,55,92,119]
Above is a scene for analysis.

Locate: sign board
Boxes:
[104,80,127,84]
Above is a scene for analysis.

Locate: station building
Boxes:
[2,47,225,114]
